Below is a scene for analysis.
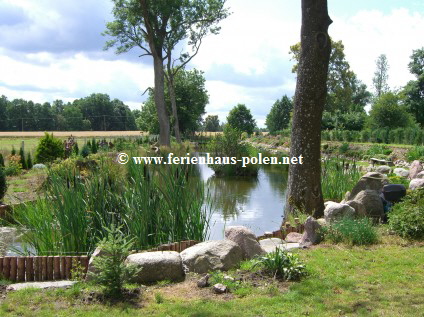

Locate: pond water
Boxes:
[199,162,289,240]
[1,158,289,254]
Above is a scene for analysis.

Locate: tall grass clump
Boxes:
[406,146,424,162]
[13,157,212,255]
[321,159,362,202]
[320,217,378,246]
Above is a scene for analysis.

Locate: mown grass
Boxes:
[1,241,423,317]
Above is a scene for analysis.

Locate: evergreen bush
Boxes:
[34,133,64,164]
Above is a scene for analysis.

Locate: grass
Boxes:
[1,240,424,316]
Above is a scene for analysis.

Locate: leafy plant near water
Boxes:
[320,216,378,246]
[252,248,307,281]
[207,125,259,176]
[88,225,140,298]
[13,155,212,255]
[389,189,424,240]
[321,159,362,202]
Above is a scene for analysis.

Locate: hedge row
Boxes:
[321,128,424,145]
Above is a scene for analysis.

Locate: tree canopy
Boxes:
[204,115,221,132]
[372,54,390,97]
[265,95,293,134]
[226,104,256,135]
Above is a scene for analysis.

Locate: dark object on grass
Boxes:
[383,184,406,203]
[197,274,210,288]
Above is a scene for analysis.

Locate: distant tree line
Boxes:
[0,93,137,131]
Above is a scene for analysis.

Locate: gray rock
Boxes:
[353,190,384,219]
[7,281,76,291]
[224,226,266,259]
[409,178,424,190]
[324,201,356,222]
[126,251,184,284]
[258,238,300,253]
[345,200,367,217]
[213,283,227,294]
[409,160,423,179]
[394,168,410,178]
[376,165,391,174]
[416,171,424,179]
[259,238,283,253]
[285,232,303,243]
[197,274,210,288]
[300,216,322,246]
[180,240,243,274]
[347,172,388,200]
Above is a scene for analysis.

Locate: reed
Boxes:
[321,159,362,202]
[13,157,212,255]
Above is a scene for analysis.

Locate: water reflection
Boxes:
[199,162,289,239]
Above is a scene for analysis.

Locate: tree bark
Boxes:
[153,55,171,146]
[168,74,182,143]
[285,0,332,219]
[140,0,170,146]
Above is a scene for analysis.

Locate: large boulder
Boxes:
[409,160,423,179]
[285,232,303,243]
[180,240,243,274]
[345,200,367,217]
[347,172,388,200]
[416,171,424,179]
[409,178,424,190]
[353,190,384,219]
[324,201,356,222]
[224,226,265,259]
[126,251,184,284]
[376,165,391,174]
[394,168,410,178]
[300,217,322,246]
[259,238,283,253]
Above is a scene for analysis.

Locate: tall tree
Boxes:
[163,1,229,142]
[265,95,293,134]
[372,54,390,97]
[226,104,256,135]
[286,0,332,219]
[403,47,424,126]
[204,115,220,132]
[104,0,228,146]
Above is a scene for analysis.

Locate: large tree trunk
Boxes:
[285,0,332,219]
[168,76,182,143]
[153,56,171,146]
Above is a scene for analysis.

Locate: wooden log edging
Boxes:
[257,219,305,241]
[0,256,89,283]
[0,240,199,282]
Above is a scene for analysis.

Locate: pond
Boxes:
[199,162,289,240]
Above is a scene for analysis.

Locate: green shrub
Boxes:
[367,144,392,157]
[253,248,307,280]
[81,145,90,158]
[388,175,410,187]
[0,153,4,167]
[406,146,424,162]
[5,155,22,176]
[88,225,140,298]
[11,146,16,156]
[35,133,64,164]
[338,143,350,154]
[320,217,378,246]
[19,146,27,169]
[0,167,7,202]
[26,153,33,169]
[389,190,424,240]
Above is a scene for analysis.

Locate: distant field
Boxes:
[0,131,146,138]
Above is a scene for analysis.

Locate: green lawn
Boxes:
[1,241,423,317]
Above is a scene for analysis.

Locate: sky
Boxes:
[0,0,423,128]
